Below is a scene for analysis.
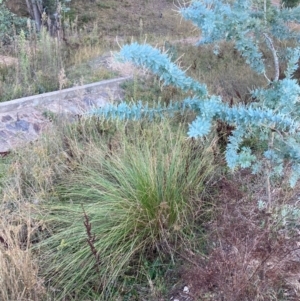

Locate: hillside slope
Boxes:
[6,0,194,39]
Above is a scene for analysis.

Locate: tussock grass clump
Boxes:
[35,118,215,299]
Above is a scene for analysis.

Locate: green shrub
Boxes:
[281,0,300,7]
[0,2,28,45]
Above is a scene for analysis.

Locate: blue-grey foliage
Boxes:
[180,0,300,74]
[90,0,300,186]
[117,43,207,97]
[90,100,183,121]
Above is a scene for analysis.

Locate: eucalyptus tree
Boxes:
[24,0,71,31]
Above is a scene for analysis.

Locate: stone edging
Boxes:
[0,76,131,114]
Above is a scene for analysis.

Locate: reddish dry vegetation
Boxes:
[181,177,300,301]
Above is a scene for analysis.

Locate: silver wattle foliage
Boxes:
[90,0,300,187]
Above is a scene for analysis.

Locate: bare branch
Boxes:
[263,33,280,82]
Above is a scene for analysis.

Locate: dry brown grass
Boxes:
[177,41,269,103]
[107,50,150,77]
[180,174,300,301]
[0,55,18,67]
[70,0,194,38]
[0,120,75,300]
[0,207,46,301]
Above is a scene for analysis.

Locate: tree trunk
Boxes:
[25,0,34,17]
[32,1,42,31]
[25,0,42,31]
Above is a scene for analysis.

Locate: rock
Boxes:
[6,120,30,132]
[33,123,41,133]
[15,120,30,131]
[83,96,95,107]
[0,130,8,139]
[1,115,13,122]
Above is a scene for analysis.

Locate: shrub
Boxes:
[0,1,28,45]
[282,0,300,8]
